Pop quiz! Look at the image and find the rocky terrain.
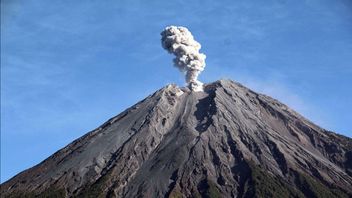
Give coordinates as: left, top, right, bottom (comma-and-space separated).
1, 79, 352, 198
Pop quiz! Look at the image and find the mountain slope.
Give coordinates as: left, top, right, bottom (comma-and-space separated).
1, 79, 352, 198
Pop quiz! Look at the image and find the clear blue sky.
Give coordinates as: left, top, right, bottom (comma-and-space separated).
1, 0, 351, 182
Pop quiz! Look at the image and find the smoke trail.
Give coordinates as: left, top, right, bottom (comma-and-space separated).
161, 26, 206, 92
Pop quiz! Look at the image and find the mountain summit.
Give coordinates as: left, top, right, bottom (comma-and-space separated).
2, 79, 352, 197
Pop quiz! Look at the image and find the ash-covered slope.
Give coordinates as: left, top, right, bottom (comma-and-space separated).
1, 80, 352, 198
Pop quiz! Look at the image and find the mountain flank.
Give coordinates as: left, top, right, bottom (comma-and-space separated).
1, 79, 351, 198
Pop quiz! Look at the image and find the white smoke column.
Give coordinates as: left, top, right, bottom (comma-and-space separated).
161, 26, 206, 92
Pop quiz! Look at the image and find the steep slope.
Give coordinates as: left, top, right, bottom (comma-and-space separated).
1, 79, 351, 198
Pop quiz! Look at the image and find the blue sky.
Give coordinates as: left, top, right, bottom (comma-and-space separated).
1, 0, 351, 182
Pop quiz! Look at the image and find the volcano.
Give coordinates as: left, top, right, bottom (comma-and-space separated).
1, 79, 352, 198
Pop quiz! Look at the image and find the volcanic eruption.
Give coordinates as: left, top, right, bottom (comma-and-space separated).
161, 26, 206, 92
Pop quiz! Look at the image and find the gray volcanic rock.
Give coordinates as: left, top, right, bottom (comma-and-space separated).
1, 79, 352, 198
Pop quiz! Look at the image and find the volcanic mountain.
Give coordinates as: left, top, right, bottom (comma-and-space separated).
1, 79, 352, 198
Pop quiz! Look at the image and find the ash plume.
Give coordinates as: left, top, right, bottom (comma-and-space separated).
161, 26, 206, 92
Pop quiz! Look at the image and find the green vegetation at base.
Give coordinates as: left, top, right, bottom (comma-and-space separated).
74, 171, 112, 198
5, 187, 65, 198
204, 180, 221, 198
168, 189, 183, 198
5, 163, 350, 198
196, 179, 221, 198
247, 161, 305, 198
295, 172, 349, 198
247, 161, 350, 198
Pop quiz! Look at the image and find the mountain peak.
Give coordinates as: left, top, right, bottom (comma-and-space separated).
1, 79, 351, 198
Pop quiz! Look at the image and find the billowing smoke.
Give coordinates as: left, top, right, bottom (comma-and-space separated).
161, 26, 206, 92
